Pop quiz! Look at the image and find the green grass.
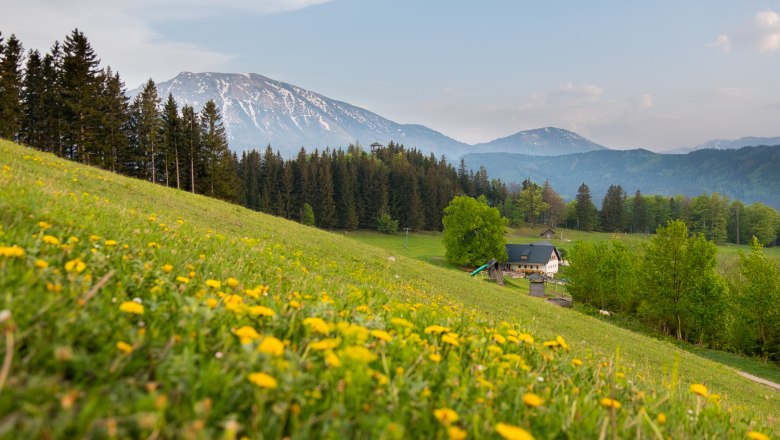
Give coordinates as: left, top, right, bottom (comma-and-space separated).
0, 140, 777, 439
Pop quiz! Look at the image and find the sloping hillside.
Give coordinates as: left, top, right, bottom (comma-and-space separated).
0, 140, 776, 438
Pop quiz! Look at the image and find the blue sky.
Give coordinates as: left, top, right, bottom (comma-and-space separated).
2, 0, 780, 150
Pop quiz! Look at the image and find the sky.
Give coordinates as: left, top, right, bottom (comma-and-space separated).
2, 0, 780, 151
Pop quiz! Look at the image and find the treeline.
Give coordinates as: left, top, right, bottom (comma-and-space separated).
567, 221, 780, 362
549, 182, 779, 246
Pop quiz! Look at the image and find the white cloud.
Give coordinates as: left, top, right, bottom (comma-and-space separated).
707, 34, 731, 53
640, 94, 653, 108
712, 9, 780, 53
0, 0, 332, 88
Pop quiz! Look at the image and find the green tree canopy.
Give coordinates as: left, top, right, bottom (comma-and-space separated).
442, 195, 508, 266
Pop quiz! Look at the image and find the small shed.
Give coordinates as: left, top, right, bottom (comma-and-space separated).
528, 273, 545, 297
540, 228, 556, 239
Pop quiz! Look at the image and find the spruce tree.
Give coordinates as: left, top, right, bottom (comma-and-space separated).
20, 49, 47, 147
600, 184, 626, 232
162, 94, 182, 189
61, 29, 102, 162
0, 34, 24, 140
200, 99, 230, 197
180, 105, 202, 193
41, 42, 65, 155
96, 68, 129, 172
575, 182, 596, 231
132, 79, 162, 182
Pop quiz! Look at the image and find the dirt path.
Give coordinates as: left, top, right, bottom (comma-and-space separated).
738, 371, 780, 391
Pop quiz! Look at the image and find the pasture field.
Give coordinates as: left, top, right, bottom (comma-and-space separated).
0, 140, 777, 439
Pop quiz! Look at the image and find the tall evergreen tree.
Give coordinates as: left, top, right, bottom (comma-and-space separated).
20, 49, 47, 147
180, 104, 202, 193
631, 190, 648, 233
575, 182, 597, 231
40, 42, 65, 155
132, 79, 162, 182
61, 29, 102, 162
96, 68, 129, 172
161, 93, 182, 189
200, 100, 232, 198
0, 34, 24, 140
600, 184, 626, 232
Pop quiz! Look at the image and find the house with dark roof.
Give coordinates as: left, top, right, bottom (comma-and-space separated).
504, 241, 563, 277
540, 228, 556, 239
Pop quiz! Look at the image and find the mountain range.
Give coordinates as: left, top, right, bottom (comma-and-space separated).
131, 72, 605, 158
669, 136, 780, 154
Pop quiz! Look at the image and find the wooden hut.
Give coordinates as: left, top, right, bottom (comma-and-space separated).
528, 273, 545, 297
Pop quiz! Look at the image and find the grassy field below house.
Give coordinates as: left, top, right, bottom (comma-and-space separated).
0, 139, 777, 438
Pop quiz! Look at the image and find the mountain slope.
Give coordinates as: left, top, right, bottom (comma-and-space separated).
142, 72, 469, 157
1, 139, 778, 438
464, 145, 780, 208
474, 127, 608, 155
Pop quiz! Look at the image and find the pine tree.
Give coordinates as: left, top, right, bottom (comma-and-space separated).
600, 184, 626, 232
161, 94, 182, 189
132, 79, 162, 182
200, 100, 230, 197
632, 190, 648, 233
20, 49, 47, 147
40, 42, 65, 155
0, 34, 24, 140
575, 182, 596, 231
96, 68, 129, 172
180, 105, 202, 193
61, 29, 102, 162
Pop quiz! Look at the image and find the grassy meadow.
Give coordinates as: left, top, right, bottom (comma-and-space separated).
0, 139, 778, 439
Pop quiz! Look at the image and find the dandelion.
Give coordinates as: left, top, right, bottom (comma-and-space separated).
249, 306, 275, 317
205, 279, 222, 289
119, 301, 144, 315
288, 300, 301, 309
258, 336, 285, 356
232, 326, 261, 344
370, 329, 392, 342
425, 325, 450, 334
162, 264, 173, 273
689, 383, 709, 397
341, 345, 377, 363
571, 359, 583, 367
600, 397, 622, 409
226, 277, 240, 288
206, 298, 218, 308
656, 413, 666, 425
35, 259, 49, 269
442, 333, 460, 346
429, 353, 442, 363
65, 258, 86, 274
556, 335, 569, 350
89, 235, 100, 241
493, 333, 507, 344
104, 240, 117, 247
747, 432, 769, 440
116, 341, 134, 353
433, 408, 459, 425
495, 423, 534, 440
248, 372, 278, 389
448, 426, 467, 440
518, 333, 534, 345
310, 338, 341, 351
0, 246, 25, 258
42, 235, 60, 245
390, 317, 414, 329
543, 340, 559, 348
325, 351, 341, 367
304, 317, 330, 334
176, 276, 189, 284
523, 393, 544, 407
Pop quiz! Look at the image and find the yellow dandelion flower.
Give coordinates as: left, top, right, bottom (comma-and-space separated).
600, 397, 621, 409
0, 246, 25, 258
448, 426, 467, 440
543, 340, 559, 348
433, 408, 459, 425
518, 333, 534, 345
747, 432, 769, 440
288, 300, 301, 309
162, 264, 173, 273
206, 298, 218, 308
310, 338, 341, 351
495, 423, 534, 440
38, 221, 51, 229
370, 329, 392, 342
232, 326, 261, 344
493, 333, 507, 344
571, 359, 583, 367
707, 393, 721, 403
390, 317, 414, 329
226, 277, 240, 288
89, 235, 101, 241
689, 383, 709, 397
656, 413, 666, 425
340, 345, 377, 363
556, 335, 569, 350
429, 353, 442, 363
424, 325, 450, 334
488, 345, 503, 355
116, 341, 134, 353
325, 351, 341, 367
304, 317, 330, 334
65, 258, 86, 273
104, 240, 117, 247
205, 279, 222, 289
248, 372, 277, 389
523, 393, 544, 407
507, 335, 520, 344
249, 306, 275, 317
35, 259, 49, 269
257, 336, 284, 356
356, 305, 370, 313
119, 301, 144, 315
176, 276, 190, 284
442, 333, 460, 346
43, 235, 60, 245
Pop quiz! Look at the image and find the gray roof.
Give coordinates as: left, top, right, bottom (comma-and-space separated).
505, 243, 562, 265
